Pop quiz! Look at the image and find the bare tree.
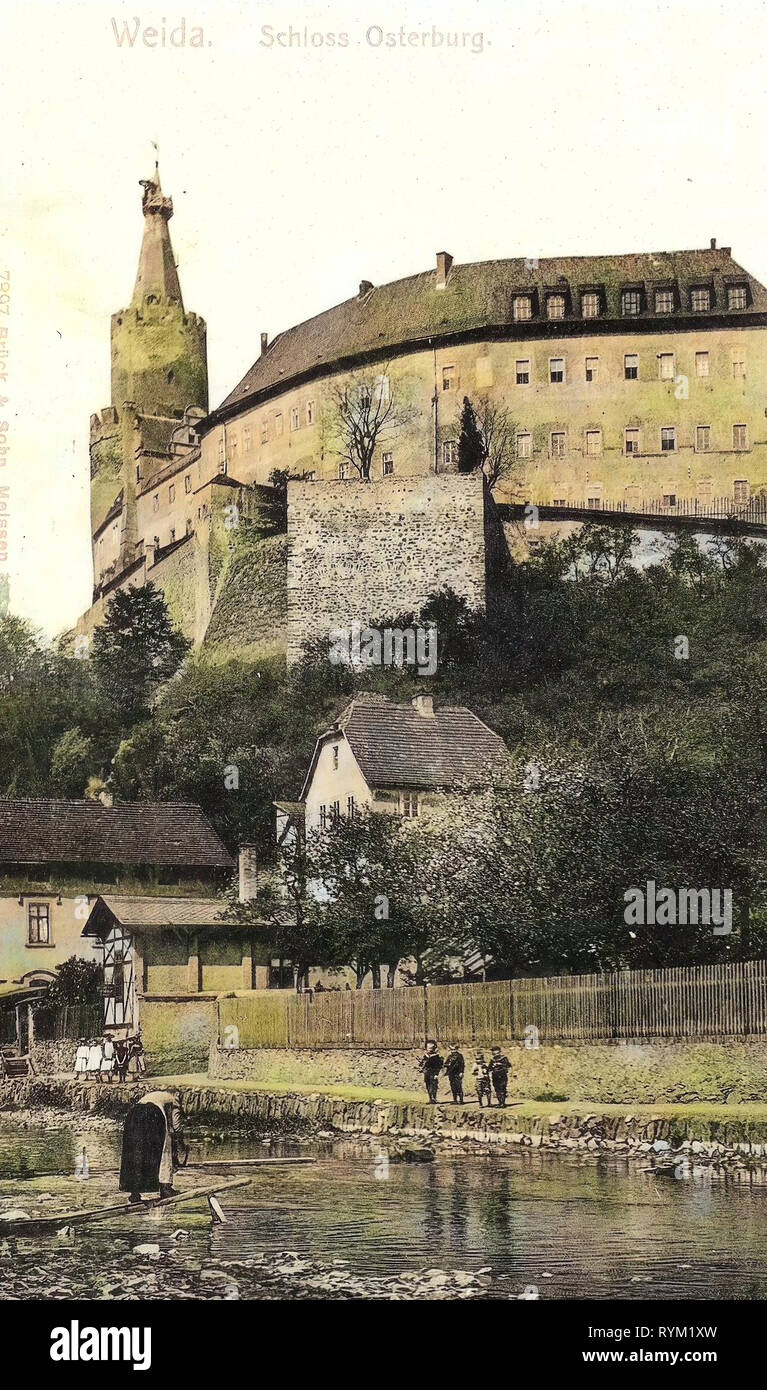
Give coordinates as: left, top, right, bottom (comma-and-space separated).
475, 397, 519, 491
329, 365, 417, 479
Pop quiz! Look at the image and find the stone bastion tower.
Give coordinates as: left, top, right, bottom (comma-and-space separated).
88, 165, 208, 599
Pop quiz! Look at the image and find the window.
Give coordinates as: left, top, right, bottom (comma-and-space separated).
169, 528, 175, 543
581, 291, 600, 318
733, 357, 746, 379
261, 418, 269, 444
552, 496, 567, 506
168, 484, 175, 503
696, 425, 711, 452
625, 428, 640, 455
382, 452, 394, 476
228, 434, 238, 461
512, 294, 533, 321
152, 494, 159, 512
516, 431, 532, 459
551, 431, 566, 458
338, 463, 349, 480
663, 493, 678, 507
691, 287, 711, 312
442, 439, 459, 468
624, 353, 639, 380
331, 800, 341, 824
658, 352, 675, 381
243, 426, 251, 452
585, 430, 602, 457
547, 293, 566, 320
655, 288, 675, 314
402, 792, 420, 818
184, 475, 192, 494
587, 494, 602, 510
728, 285, 748, 310
734, 479, 750, 503
442, 365, 456, 392
136, 465, 142, 483
332, 745, 339, 771
695, 351, 710, 378
275, 413, 283, 436
661, 426, 676, 452
733, 423, 748, 450
218, 437, 225, 463
585, 356, 598, 383
516, 358, 530, 385
347, 796, 356, 819
622, 289, 642, 316
697, 479, 714, 503
290, 407, 300, 431
28, 902, 51, 945
549, 357, 565, 384
319, 805, 327, 829
305, 471, 316, 482
307, 400, 315, 425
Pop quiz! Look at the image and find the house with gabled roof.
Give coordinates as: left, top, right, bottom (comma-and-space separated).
283, 691, 510, 840
0, 796, 235, 1057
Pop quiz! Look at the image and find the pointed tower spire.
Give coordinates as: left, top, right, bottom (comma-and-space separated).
131, 162, 184, 308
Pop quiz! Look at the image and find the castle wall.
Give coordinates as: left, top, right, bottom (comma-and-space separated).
286, 473, 488, 663
200, 323, 767, 510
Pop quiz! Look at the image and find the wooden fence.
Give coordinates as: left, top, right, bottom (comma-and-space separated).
32, 1004, 103, 1042
217, 958, 767, 1049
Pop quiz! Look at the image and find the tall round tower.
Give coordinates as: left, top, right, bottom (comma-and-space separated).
110, 165, 208, 416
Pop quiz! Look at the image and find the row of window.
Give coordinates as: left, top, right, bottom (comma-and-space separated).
511, 284, 749, 322
151, 474, 193, 510
318, 792, 419, 825
513, 349, 745, 386
452, 421, 750, 465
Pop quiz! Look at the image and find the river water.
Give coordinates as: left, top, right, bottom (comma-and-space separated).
1, 1116, 766, 1300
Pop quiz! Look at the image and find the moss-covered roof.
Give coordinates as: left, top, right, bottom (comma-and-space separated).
208, 247, 767, 424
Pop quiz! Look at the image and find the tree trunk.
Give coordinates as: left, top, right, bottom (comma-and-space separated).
371, 962, 381, 990
386, 963, 397, 988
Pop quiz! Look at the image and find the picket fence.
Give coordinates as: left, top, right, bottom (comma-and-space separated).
217, 958, 767, 1049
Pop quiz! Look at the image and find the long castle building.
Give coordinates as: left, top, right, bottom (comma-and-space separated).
81, 170, 767, 646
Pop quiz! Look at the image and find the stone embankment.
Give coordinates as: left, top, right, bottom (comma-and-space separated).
5, 1076, 767, 1169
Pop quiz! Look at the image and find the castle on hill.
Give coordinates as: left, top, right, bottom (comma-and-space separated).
78, 167, 767, 653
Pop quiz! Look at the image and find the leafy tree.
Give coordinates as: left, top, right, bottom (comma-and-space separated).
50, 728, 94, 798
38, 956, 102, 1007
90, 583, 189, 727
457, 397, 484, 473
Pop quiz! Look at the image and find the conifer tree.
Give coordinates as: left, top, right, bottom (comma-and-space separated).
457, 396, 484, 473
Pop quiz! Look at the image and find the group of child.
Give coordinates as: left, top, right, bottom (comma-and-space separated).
73, 1032, 145, 1084
418, 1041, 513, 1107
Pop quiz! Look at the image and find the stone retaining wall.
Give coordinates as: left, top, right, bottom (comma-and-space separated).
209, 1037, 767, 1106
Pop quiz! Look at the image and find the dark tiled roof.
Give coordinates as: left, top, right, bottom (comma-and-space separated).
317, 693, 509, 791
210, 247, 766, 420
0, 800, 234, 869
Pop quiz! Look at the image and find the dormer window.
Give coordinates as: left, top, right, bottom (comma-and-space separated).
512, 294, 533, 321
581, 291, 600, 318
728, 285, 748, 310
654, 288, 675, 314
691, 287, 711, 312
621, 289, 642, 317
546, 293, 566, 320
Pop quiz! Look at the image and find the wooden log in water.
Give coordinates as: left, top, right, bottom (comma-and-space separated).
0, 1176, 250, 1234
186, 1157, 317, 1169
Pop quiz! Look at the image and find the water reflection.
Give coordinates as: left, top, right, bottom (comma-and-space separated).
2, 1118, 767, 1299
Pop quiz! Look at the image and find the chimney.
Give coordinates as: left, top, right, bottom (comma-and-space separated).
412, 692, 435, 718
435, 251, 453, 290
238, 844, 259, 902
710, 238, 717, 250
260, 332, 269, 355
359, 279, 374, 297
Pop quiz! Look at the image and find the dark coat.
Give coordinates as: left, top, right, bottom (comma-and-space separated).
119, 1100, 167, 1193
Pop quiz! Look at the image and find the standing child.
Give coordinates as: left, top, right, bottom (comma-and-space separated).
472, 1053, 492, 1107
